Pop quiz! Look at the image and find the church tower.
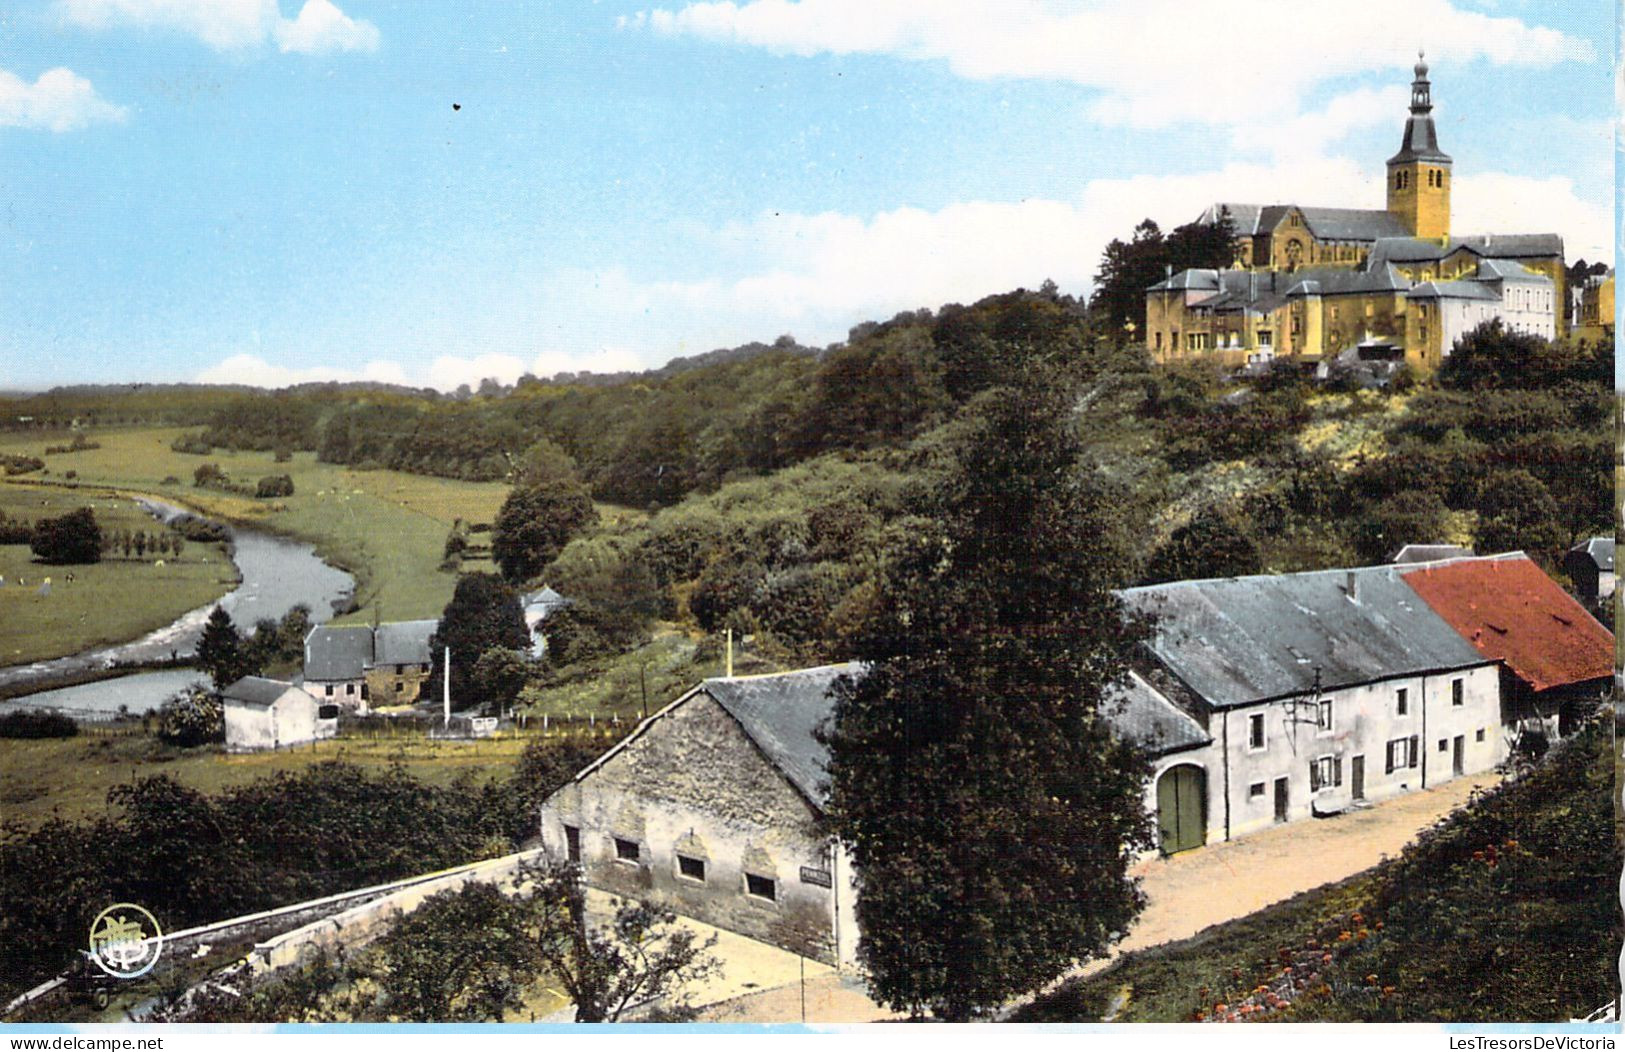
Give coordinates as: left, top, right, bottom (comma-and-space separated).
1386, 52, 1451, 241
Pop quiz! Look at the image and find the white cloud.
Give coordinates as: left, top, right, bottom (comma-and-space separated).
636, 0, 1590, 128
524, 154, 1609, 363
59, 0, 378, 53
274, 0, 380, 54
195, 353, 410, 387
0, 67, 127, 131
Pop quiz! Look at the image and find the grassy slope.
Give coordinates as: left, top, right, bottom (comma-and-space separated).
1016, 720, 1618, 1023
0, 486, 238, 666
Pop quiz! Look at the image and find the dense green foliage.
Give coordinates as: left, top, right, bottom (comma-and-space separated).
823, 374, 1155, 1020
491, 476, 598, 584
0, 710, 79, 739
156, 683, 224, 747
1015, 717, 1616, 1023
1091, 213, 1237, 336
29, 507, 102, 565
196, 606, 258, 691
0, 760, 524, 998
429, 573, 531, 711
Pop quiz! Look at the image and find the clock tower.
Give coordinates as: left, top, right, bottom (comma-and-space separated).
1386, 52, 1452, 241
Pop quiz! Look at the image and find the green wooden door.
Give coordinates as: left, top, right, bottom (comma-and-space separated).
1157, 765, 1206, 854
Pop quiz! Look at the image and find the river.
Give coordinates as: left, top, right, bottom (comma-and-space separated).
0, 497, 354, 719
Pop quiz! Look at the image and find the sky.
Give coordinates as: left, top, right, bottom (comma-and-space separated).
0, 0, 1615, 391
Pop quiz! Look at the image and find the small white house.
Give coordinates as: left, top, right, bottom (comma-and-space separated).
223, 676, 337, 753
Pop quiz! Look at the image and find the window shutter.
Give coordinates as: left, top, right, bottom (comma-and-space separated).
1409, 734, 1420, 768
1334, 757, 1343, 787
1386, 742, 1395, 774
1309, 762, 1320, 792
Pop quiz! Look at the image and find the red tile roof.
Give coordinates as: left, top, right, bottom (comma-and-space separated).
1400, 554, 1614, 693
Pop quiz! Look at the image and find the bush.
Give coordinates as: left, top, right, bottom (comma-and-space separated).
0, 711, 79, 739
155, 685, 223, 747
2, 455, 44, 476
30, 507, 102, 565
255, 474, 295, 499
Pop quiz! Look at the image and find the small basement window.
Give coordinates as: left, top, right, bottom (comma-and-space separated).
614, 837, 639, 862
1476, 728, 1486, 742
677, 855, 706, 882
1248, 782, 1266, 799
1438, 739, 1448, 753
745, 873, 777, 902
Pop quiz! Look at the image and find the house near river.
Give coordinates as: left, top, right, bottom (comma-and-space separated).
535, 551, 1610, 967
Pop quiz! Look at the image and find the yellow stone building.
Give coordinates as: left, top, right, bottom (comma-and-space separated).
1572, 270, 1614, 344
1147, 55, 1566, 373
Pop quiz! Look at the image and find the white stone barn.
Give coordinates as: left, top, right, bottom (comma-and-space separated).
1118, 563, 1508, 853
539, 664, 863, 969
223, 676, 337, 753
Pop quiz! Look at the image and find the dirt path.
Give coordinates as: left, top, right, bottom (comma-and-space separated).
702, 772, 1500, 1023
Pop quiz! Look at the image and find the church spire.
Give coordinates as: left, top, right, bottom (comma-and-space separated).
1389, 49, 1450, 165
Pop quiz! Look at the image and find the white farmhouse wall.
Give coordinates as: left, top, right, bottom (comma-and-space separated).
225, 687, 336, 753
1141, 662, 1503, 852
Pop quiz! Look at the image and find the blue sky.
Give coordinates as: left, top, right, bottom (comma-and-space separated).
0, 0, 1614, 390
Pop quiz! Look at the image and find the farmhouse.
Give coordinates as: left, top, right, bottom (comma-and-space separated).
1118, 563, 1505, 851
538, 664, 863, 969
222, 676, 336, 753
1401, 553, 1613, 739
1561, 536, 1615, 604
302, 619, 438, 712
537, 555, 1611, 966
302, 625, 373, 711
520, 586, 571, 658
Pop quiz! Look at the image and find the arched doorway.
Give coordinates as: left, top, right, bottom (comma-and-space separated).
1156, 764, 1207, 855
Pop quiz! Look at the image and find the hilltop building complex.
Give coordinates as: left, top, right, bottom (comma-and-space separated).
1146, 56, 1565, 372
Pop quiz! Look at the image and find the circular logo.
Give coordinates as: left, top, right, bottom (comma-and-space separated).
87, 904, 164, 979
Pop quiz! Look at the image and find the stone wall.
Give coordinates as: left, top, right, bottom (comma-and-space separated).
541, 692, 846, 966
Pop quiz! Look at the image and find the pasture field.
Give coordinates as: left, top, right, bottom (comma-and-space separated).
0, 486, 238, 666
0, 427, 612, 630
0, 721, 626, 830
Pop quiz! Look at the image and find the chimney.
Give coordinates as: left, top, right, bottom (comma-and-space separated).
1346, 570, 1360, 603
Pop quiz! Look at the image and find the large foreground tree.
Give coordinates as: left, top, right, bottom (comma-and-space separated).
822, 371, 1155, 1020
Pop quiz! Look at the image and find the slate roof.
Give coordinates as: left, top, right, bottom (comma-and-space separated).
1570, 537, 1615, 572
1453, 234, 1565, 259
304, 625, 373, 681
1407, 280, 1500, 301
1297, 207, 1410, 242
1368, 235, 1565, 269
1118, 565, 1490, 709
702, 663, 862, 810
522, 586, 571, 619
222, 676, 300, 708
1474, 258, 1549, 284
1102, 672, 1210, 757
1400, 554, 1614, 693
1390, 544, 1473, 565
1197, 203, 1409, 242
374, 619, 437, 666
1285, 264, 1409, 297
1389, 112, 1451, 165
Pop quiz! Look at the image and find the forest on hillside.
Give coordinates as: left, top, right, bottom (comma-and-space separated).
4, 282, 1612, 673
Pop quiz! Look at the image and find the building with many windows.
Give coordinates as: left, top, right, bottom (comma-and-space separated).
1145, 56, 1565, 372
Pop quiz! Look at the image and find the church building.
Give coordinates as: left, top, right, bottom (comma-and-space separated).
1146, 55, 1565, 372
